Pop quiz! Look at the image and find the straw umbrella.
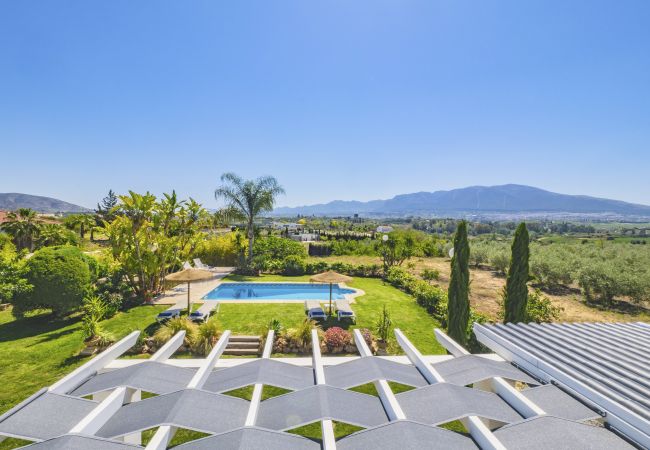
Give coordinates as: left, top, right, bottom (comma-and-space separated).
165, 268, 214, 314
310, 270, 353, 317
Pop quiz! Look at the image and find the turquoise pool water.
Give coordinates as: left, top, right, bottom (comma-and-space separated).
203, 283, 355, 301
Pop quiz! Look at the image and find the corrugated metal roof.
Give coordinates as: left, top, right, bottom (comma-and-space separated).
475, 321, 650, 447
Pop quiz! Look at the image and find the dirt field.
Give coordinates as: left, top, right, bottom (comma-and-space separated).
310, 255, 650, 323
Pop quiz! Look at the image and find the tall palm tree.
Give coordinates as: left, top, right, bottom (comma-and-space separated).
215, 173, 284, 264
1, 208, 40, 251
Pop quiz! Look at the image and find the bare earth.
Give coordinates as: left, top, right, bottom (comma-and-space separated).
312, 255, 650, 323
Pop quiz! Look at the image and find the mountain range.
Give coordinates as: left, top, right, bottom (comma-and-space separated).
0, 193, 90, 213
272, 185, 650, 218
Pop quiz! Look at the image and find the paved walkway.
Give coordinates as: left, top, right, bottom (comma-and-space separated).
153, 267, 235, 308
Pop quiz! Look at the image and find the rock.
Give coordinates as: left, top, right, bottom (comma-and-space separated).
80, 346, 98, 356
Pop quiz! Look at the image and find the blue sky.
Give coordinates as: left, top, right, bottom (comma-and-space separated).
1, 1, 649, 209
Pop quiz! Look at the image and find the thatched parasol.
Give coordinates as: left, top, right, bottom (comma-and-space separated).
165, 268, 214, 314
310, 271, 353, 316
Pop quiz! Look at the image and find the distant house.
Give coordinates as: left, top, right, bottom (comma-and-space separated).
289, 233, 319, 242
376, 225, 394, 233
273, 222, 301, 232
0, 211, 8, 224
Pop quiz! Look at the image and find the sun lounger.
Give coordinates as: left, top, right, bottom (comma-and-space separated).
156, 307, 182, 323
190, 302, 218, 322
304, 300, 326, 320
182, 261, 193, 270
193, 258, 218, 271
335, 300, 356, 323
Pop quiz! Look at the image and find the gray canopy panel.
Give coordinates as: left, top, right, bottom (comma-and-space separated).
0, 391, 97, 441
522, 385, 600, 422
24, 434, 141, 449
324, 357, 427, 389
203, 359, 315, 392
337, 420, 478, 450
71, 361, 196, 397
256, 385, 389, 430
494, 416, 635, 449
431, 355, 538, 386
97, 388, 248, 438
397, 383, 522, 426
173, 427, 321, 450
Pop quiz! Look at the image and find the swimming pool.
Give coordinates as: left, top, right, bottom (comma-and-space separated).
202, 282, 356, 301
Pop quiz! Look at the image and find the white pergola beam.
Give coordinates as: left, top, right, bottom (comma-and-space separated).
150, 331, 186, 362
396, 328, 506, 448
144, 425, 175, 450
49, 331, 140, 394
353, 329, 405, 421
147, 330, 231, 448
245, 330, 274, 426
311, 329, 336, 449
465, 416, 507, 450
435, 328, 545, 418
187, 330, 231, 389
69, 387, 127, 435
311, 329, 326, 386
434, 328, 470, 356
394, 329, 444, 383
491, 376, 545, 418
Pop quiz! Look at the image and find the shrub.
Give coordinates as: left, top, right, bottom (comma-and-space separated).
305, 260, 330, 275
100, 292, 124, 319
13, 246, 91, 317
154, 317, 198, 347
252, 236, 307, 272
285, 319, 319, 350
421, 268, 440, 282
194, 233, 241, 267
526, 289, 563, 323
191, 319, 221, 356
0, 240, 30, 304
359, 328, 373, 347
375, 304, 392, 342
268, 318, 282, 334
324, 327, 352, 348
282, 255, 307, 276
489, 248, 510, 274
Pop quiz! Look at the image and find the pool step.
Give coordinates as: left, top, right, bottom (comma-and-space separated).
224, 335, 261, 356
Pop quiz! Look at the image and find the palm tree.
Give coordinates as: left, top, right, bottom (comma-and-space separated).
37, 223, 71, 247
1, 208, 40, 251
215, 173, 284, 265
65, 214, 96, 240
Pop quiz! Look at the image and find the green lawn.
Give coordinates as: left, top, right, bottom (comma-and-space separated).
0, 305, 166, 415
0, 274, 444, 448
221, 274, 445, 354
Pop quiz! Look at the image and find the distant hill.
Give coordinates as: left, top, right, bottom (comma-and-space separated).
272, 185, 650, 218
0, 193, 90, 213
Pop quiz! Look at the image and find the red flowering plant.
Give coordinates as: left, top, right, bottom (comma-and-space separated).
324, 327, 352, 349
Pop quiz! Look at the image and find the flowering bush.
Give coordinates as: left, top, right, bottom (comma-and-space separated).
359, 328, 373, 347
324, 327, 351, 348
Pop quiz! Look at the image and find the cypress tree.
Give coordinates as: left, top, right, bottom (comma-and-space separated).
447, 221, 470, 346
504, 222, 530, 323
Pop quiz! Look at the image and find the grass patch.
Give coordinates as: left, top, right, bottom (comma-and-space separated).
0, 304, 166, 414
0, 438, 34, 450
221, 274, 445, 354
222, 384, 292, 401
286, 421, 364, 442
438, 419, 469, 436
141, 427, 211, 447
349, 381, 415, 396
